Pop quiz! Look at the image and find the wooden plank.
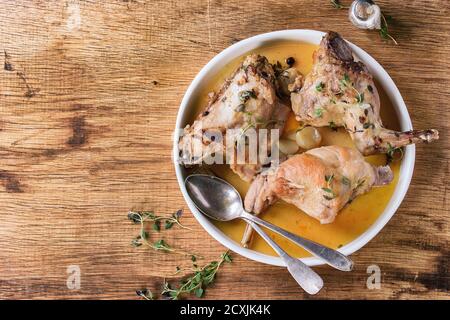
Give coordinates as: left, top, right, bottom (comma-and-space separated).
0, 0, 448, 299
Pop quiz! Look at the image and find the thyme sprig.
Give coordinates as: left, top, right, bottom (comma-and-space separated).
340, 74, 365, 105
128, 209, 190, 231
136, 289, 154, 300
323, 174, 336, 200
160, 251, 233, 300
380, 14, 398, 45
330, 0, 348, 9
386, 143, 404, 164
128, 210, 196, 257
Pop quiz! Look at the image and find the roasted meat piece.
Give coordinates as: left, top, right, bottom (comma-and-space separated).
242, 146, 393, 245
178, 54, 290, 181
290, 31, 439, 155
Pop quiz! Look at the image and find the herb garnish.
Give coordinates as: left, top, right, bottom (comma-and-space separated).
341, 176, 351, 186
356, 92, 364, 104
128, 209, 189, 231
329, 121, 338, 131
330, 0, 347, 9
355, 179, 365, 189
340, 74, 350, 88
322, 187, 336, 200
131, 211, 232, 300
161, 251, 232, 300
323, 175, 336, 200
325, 174, 334, 185
339, 74, 366, 105
128, 210, 195, 257
238, 90, 256, 102
315, 82, 325, 92
136, 289, 154, 300
314, 107, 324, 118
380, 14, 398, 45
386, 143, 403, 164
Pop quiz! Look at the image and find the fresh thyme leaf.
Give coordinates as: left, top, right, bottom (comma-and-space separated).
238, 90, 256, 102
386, 143, 403, 164
195, 288, 204, 298
322, 187, 334, 194
136, 289, 154, 300
322, 187, 336, 200
164, 220, 174, 230
363, 122, 374, 129
153, 239, 171, 252
131, 237, 142, 247
315, 82, 325, 92
355, 179, 365, 189
314, 108, 324, 118
341, 176, 351, 186
128, 211, 144, 223
141, 230, 149, 240
329, 121, 338, 131
330, 0, 347, 9
325, 174, 334, 185
339, 74, 350, 90
379, 25, 389, 39
343, 73, 350, 84
221, 251, 233, 263
152, 221, 161, 232
191, 255, 197, 262
356, 92, 364, 104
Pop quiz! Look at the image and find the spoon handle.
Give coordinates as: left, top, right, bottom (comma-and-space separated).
248, 221, 323, 295
241, 211, 353, 271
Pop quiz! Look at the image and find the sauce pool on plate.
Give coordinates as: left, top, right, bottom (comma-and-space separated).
188, 41, 401, 258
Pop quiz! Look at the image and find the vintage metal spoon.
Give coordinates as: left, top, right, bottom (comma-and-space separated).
244, 220, 323, 294
185, 174, 353, 272
185, 174, 323, 294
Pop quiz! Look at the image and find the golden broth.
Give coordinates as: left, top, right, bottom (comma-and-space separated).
188, 41, 401, 258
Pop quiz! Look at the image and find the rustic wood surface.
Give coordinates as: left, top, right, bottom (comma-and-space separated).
0, 0, 448, 300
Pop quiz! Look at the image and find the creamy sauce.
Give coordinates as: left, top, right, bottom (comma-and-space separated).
188, 41, 401, 258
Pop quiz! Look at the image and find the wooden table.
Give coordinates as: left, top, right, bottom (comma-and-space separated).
0, 0, 448, 300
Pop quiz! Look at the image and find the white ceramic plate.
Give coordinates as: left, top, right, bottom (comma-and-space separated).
173, 29, 415, 267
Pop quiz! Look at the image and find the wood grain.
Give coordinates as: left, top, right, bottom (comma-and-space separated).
0, 0, 448, 299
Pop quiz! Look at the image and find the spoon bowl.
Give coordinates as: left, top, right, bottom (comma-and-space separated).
185, 174, 243, 222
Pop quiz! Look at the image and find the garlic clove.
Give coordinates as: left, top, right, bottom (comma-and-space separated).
349, 0, 381, 30
278, 139, 299, 155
